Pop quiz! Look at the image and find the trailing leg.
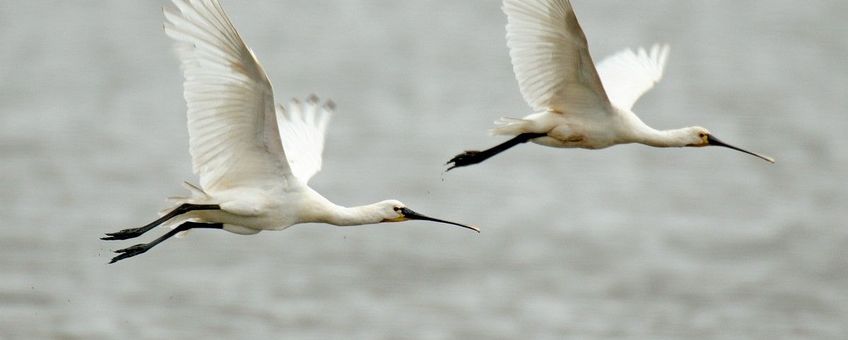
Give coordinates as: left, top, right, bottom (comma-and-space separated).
446, 132, 547, 171
108, 221, 223, 263
101, 203, 219, 240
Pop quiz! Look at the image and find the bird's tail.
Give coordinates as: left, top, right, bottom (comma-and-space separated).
160, 181, 211, 237
489, 117, 531, 136
162, 181, 210, 214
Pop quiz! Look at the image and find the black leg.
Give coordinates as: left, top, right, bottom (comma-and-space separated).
109, 221, 224, 264
446, 132, 547, 171
101, 203, 220, 240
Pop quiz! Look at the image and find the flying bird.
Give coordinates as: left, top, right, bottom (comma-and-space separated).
102, 0, 477, 264
446, 0, 774, 171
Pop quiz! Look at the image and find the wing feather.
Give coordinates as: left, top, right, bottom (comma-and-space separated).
596, 44, 670, 111
503, 0, 611, 114
276, 96, 333, 183
164, 0, 291, 193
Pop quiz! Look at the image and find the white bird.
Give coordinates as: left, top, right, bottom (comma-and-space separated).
102, 0, 477, 264
446, 0, 774, 171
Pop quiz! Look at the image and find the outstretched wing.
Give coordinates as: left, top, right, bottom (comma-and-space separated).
596, 44, 670, 111
276, 95, 334, 183
164, 0, 291, 192
503, 0, 611, 114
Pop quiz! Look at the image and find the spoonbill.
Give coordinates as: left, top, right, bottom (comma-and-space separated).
446, 0, 774, 171
102, 0, 477, 264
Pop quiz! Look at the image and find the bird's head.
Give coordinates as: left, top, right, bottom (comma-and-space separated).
377, 200, 479, 233
683, 126, 774, 163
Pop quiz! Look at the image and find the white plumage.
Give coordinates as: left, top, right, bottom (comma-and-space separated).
103, 0, 477, 264
164, 0, 284, 192
447, 0, 773, 170
596, 44, 670, 111
276, 96, 333, 183
503, 0, 610, 114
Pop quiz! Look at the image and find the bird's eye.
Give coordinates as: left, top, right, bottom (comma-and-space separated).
393, 207, 401, 212
699, 133, 706, 138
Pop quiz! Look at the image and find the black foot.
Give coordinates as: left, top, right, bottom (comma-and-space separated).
109, 244, 150, 264
101, 227, 147, 240
446, 150, 484, 171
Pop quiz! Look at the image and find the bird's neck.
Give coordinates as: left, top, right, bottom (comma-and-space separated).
636, 128, 691, 147
621, 114, 690, 148
305, 195, 385, 226
329, 205, 386, 226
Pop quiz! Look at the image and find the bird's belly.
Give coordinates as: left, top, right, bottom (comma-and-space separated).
194, 209, 296, 234
531, 119, 617, 149
532, 134, 614, 149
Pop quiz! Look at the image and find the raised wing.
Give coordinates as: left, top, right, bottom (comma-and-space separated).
164, 0, 291, 192
596, 44, 670, 111
276, 95, 334, 183
503, 0, 611, 114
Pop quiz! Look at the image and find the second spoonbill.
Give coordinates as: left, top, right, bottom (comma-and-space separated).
446, 0, 774, 171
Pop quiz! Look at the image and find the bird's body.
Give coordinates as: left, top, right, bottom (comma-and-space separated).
179, 184, 399, 234
497, 110, 619, 150
103, 0, 476, 263
499, 107, 703, 150
446, 0, 773, 170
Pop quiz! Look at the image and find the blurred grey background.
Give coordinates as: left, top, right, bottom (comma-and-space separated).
1, 0, 847, 338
